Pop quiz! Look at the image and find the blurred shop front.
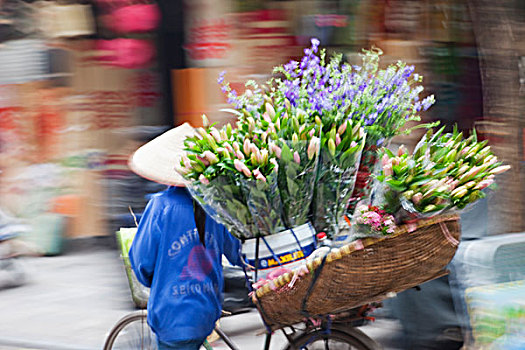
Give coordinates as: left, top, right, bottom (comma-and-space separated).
0, 0, 524, 250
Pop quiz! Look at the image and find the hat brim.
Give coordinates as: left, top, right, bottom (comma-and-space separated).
128, 123, 196, 186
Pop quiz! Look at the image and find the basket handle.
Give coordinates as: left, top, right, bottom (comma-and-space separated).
439, 221, 459, 247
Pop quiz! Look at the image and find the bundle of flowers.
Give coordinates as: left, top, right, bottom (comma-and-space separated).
264, 39, 436, 217
188, 40, 367, 238
352, 204, 397, 237
177, 98, 322, 238
374, 127, 511, 222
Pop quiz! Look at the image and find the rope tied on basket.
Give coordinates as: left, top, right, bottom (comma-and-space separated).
439, 221, 459, 247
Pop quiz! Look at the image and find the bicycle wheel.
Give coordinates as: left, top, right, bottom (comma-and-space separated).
103, 310, 157, 350
284, 328, 382, 350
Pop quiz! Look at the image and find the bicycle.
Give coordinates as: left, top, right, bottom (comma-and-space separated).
106, 228, 383, 349
103, 305, 382, 350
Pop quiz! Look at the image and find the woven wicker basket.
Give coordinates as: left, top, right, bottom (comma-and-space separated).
253, 214, 460, 328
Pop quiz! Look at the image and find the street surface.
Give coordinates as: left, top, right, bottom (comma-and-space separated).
0, 245, 403, 350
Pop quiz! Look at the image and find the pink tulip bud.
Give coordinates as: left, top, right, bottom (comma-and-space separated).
451, 186, 468, 198
197, 127, 207, 138
220, 129, 228, 141
243, 139, 251, 155
335, 133, 341, 146
197, 156, 209, 166
250, 144, 259, 155
224, 144, 234, 154
201, 114, 209, 127
412, 193, 423, 205
337, 122, 347, 135
261, 132, 268, 143
397, 145, 406, 156
199, 174, 209, 185
307, 137, 320, 160
255, 173, 267, 182
256, 150, 264, 164
234, 159, 244, 173
236, 151, 245, 160
490, 165, 511, 175
381, 154, 389, 167
175, 163, 190, 175
299, 125, 306, 135
253, 168, 262, 178
293, 151, 301, 164
275, 117, 281, 130
265, 103, 276, 119
247, 117, 256, 133
182, 155, 191, 169
474, 179, 494, 190
391, 157, 399, 166
350, 141, 358, 148
233, 142, 240, 152
210, 128, 221, 142
464, 181, 476, 189
383, 163, 393, 176
457, 164, 470, 176
203, 151, 218, 164
484, 155, 497, 167
309, 129, 315, 137
242, 165, 252, 177
262, 112, 272, 123
463, 166, 481, 180
328, 139, 336, 156
260, 149, 269, 164
273, 145, 282, 159
250, 153, 258, 165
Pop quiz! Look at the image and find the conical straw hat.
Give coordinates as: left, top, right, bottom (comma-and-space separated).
128, 123, 196, 186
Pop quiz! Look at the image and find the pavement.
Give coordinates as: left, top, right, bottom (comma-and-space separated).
0, 241, 404, 350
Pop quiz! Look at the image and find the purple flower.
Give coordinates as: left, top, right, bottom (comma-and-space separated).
217, 70, 226, 84
310, 38, 320, 52
402, 65, 415, 79
284, 60, 299, 75
421, 95, 435, 111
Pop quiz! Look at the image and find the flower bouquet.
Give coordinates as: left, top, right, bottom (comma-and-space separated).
352, 204, 397, 237
373, 126, 511, 223
342, 49, 438, 215
269, 39, 368, 236
266, 39, 437, 224
177, 92, 323, 238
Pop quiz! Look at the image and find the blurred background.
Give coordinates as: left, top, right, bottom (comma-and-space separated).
0, 0, 524, 349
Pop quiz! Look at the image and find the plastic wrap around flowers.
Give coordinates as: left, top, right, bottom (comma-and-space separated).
373, 127, 511, 223
177, 100, 365, 239
177, 101, 324, 238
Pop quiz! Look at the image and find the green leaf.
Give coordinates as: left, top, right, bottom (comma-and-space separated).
386, 179, 407, 192
280, 143, 294, 163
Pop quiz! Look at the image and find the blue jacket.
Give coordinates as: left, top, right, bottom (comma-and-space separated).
129, 187, 242, 343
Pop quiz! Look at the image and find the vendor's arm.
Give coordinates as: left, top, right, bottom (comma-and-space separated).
221, 226, 242, 267
129, 198, 163, 288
